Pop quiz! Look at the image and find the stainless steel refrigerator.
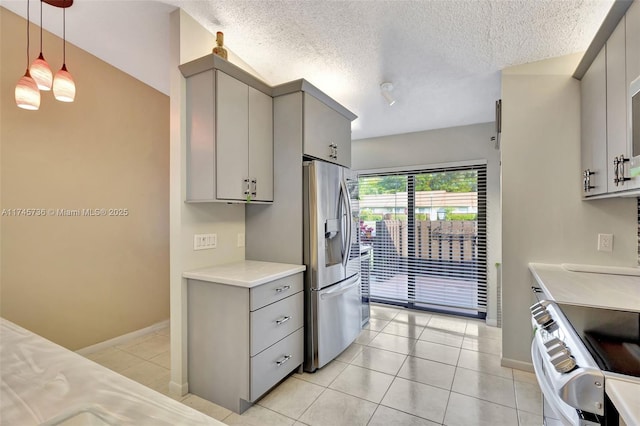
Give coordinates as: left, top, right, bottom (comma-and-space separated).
303, 160, 361, 372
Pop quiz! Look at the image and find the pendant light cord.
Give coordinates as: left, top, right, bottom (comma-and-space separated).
26, 0, 30, 67
62, 7, 66, 65
39, 0, 43, 52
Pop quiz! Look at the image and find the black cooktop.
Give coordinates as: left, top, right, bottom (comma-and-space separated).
584, 331, 640, 377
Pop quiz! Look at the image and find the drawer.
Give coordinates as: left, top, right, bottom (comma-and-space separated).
250, 292, 303, 356
250, 327, 303, 401
250, 273, 303, 311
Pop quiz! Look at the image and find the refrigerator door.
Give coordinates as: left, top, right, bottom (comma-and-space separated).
304, 161, 352, 290
344, 175, 360, 279
310, 273, 362, 370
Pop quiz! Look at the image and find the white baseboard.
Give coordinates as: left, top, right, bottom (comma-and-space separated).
485, 318, 498, 327
169, 380, 189, 398
501, 357, 534, 373
75, 319, 170, 356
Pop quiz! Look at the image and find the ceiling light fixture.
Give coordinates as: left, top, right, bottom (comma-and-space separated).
15, 0, 74, 110
30, 0, 53, 91
15, 0, 41, 110
380, 82, 396, 106
53, 3, 75, 102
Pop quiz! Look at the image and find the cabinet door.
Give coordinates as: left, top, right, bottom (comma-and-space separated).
625, 0, 640, 190
303, 94, 351, 167
248, 87, 273, 202
216, 70, 249, 201
627, 0, 640, 90
607, 17, 627, 193
185, 70, 216, 201
581, 47, 608, 196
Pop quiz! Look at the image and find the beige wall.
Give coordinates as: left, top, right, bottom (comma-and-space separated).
501, 54, 637, 368
0, 8, 170, 350
352, 122, 502, 325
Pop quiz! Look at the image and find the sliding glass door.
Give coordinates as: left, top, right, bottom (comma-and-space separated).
359, 164, 487, 318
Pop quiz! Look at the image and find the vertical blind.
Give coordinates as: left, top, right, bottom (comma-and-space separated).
359, 164, 487, 317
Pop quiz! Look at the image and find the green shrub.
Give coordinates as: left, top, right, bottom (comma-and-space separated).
359, 212, 383, 221
447, 213, 476, 221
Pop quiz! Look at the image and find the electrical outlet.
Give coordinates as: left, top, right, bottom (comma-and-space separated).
194, 233, 217, 250
237, 233, 245, 248
597, 233, 613, 252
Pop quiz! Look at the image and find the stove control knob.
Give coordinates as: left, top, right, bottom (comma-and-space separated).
544, 338, 562, 349
533, 310, 552, 325
551, 354, 577, 373
530, 302, 547, 315
547, 342, 569, 357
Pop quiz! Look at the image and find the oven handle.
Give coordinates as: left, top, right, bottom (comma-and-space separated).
531, 338, 580, 426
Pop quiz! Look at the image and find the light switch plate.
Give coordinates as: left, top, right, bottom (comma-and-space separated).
597, 233, 613, 252
194, 233, 217, 250
237, 233, 245, 248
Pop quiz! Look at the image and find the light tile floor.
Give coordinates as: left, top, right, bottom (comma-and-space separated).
84, 304, 543, 426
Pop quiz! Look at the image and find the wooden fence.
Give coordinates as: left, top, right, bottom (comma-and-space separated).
376, 220, 477, 260
372, 219, 479, 278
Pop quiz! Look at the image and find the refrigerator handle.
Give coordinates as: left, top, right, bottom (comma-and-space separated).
340, 178, 353, 269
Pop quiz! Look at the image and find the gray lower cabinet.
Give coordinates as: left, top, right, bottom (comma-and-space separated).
187, 273, 303, 413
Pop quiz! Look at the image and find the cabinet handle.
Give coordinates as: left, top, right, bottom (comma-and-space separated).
583, 169, 595, 192
275, 316, 291, 325
614, 155, 631, 186
243, 178, 251, 195
329, 143, 337, 159
275, 285, 291, 293
275, 354, 292, 367
251, 178, 257, 197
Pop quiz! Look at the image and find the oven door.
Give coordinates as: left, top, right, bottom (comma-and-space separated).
532, 339, 602, 426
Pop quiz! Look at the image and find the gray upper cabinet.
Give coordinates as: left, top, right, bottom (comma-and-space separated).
581, 47, 608, 196
216, 71, 274, 202
606, 17, 627, 193
580, 1, 640, 197
248, 87, 274, 201
303, 93, 352, 168
624, 0, 640, 191
180, 55, 273, 203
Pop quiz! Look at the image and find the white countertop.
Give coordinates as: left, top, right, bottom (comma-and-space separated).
528, 263, 640, 312
605, 375, 640, 426
183, 260, 305, 288
0, 318, 225, 426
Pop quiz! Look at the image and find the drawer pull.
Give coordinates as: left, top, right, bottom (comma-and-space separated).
275, 354, 292, 367
275, 316, 291, 325
275, 285, 291, 293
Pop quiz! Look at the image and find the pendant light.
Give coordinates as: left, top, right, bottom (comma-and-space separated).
30, 0, 53, 90
15, 0, 41, 110
53, 5, 75, 102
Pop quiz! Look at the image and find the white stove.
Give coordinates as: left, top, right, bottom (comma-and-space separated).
530, 300, 606, 425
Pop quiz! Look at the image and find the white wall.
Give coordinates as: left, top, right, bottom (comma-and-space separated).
169, 10, 259, 396
352, 122, 502, 324
500, 53, 637, 369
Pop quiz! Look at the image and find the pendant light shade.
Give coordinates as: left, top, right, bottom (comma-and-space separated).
31, 53, 53, 90
15, 0, 40, 110
53, 6, 74, 102
30, 1, 52, 90
53, 64, 75, 102
15, 69, 41, 110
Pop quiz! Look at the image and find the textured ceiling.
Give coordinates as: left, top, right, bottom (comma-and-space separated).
3, 0, 614, 140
